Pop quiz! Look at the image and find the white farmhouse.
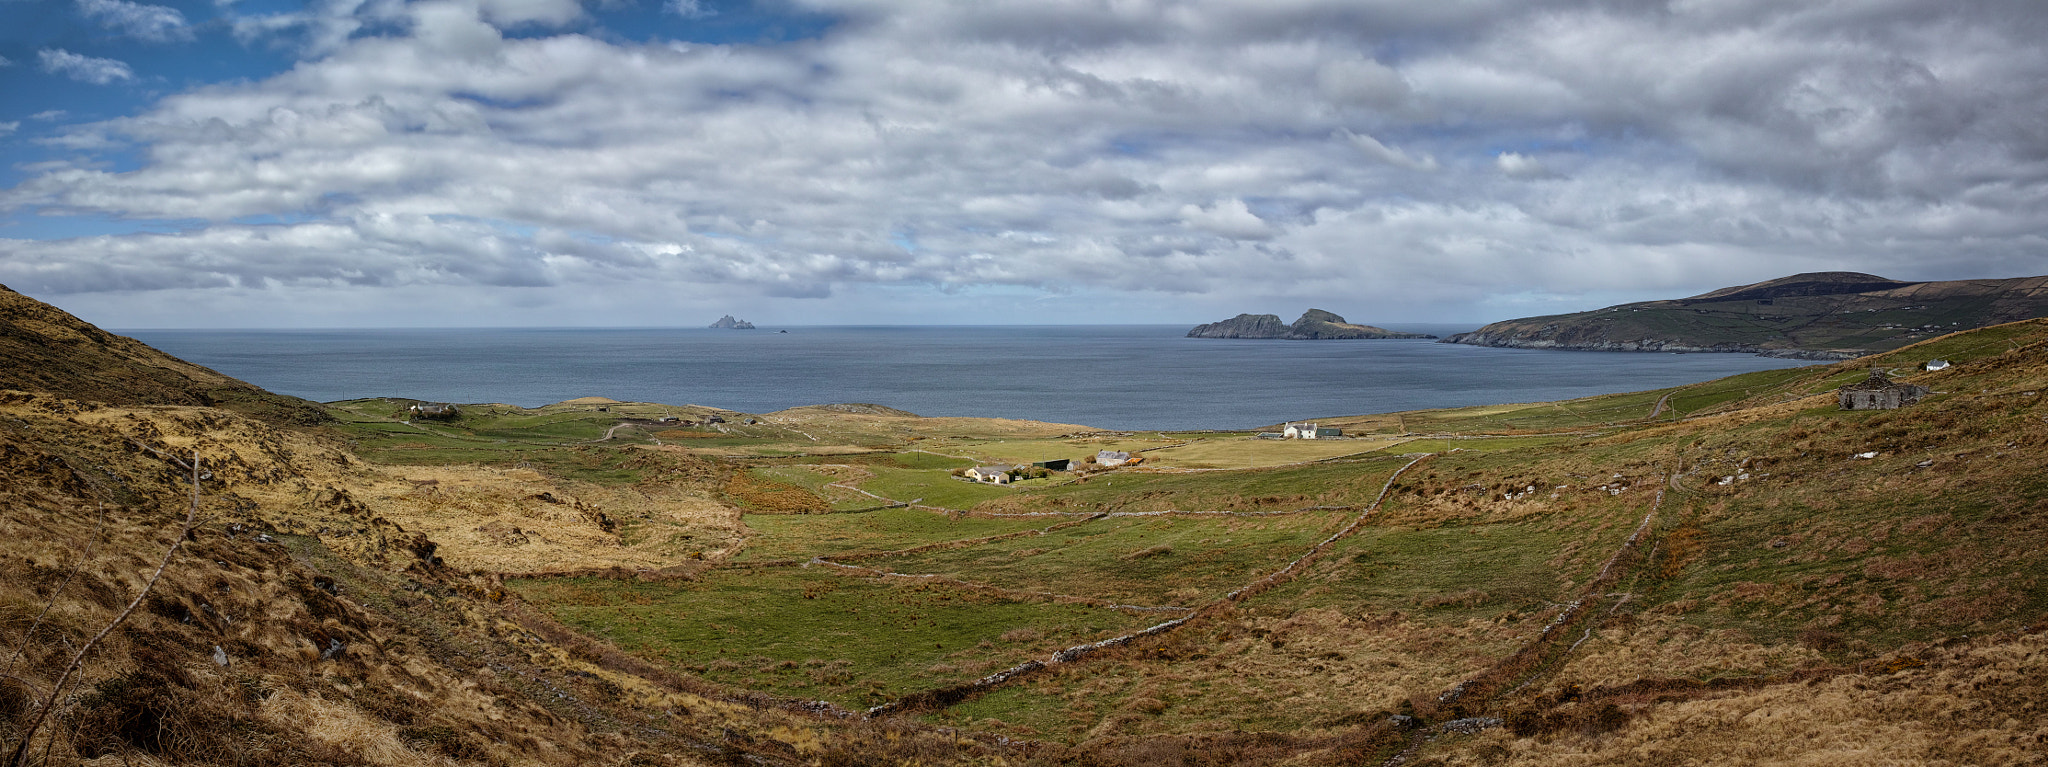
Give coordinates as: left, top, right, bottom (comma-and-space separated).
966, 465, 1014, 484
1283, 422, 1343, 439
1096, 450, 1132, 468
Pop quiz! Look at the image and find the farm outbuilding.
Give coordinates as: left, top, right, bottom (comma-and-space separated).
966, 465, 1014, 484
1282, 422, 1340, 439
410, 402, 459, 420
1837, 369, 1930, 410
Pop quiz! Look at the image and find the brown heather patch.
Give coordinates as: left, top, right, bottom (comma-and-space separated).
1547, 614, 1826, 690
722, 469, 831, 514
0, 396, 1058, 766
362, 464, 743, 573
1432, 629, 2048, 767
939, 604, 1510, 743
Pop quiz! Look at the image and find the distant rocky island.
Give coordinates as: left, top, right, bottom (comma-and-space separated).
709, 315, 756, 329
1441, 272, 2048, 359
1187, 309, 1435, 340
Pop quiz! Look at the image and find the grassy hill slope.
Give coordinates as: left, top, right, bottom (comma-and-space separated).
1443, 271, 2048, 358
0, 284, 329, 424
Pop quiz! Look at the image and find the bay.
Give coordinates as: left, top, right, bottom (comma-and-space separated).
125, 325, 1814, 431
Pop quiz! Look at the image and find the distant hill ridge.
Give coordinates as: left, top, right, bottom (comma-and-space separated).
0, 284, 329, 423
1189, 309, 1436, 340
1442, 272, 2048, 358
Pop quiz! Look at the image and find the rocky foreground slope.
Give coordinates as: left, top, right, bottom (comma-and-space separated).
0, 285, 330, 424
1443, 271, 2048, 358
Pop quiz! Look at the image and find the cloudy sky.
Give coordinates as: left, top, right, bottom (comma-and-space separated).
1, 0, 2045, 328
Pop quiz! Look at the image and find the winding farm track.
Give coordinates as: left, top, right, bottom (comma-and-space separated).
1648, 391, 1676, 419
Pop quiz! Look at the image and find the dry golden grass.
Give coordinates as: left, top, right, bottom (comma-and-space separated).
357, 464, 744, 573
1140, 436, 1412, 469
1548, 614, 1826, 690
941, 605, 1523, 741
0, 391, 1019, 767
1434, 630, 2048, 767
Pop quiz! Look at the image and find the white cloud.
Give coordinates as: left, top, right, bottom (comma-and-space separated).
667, 0, 713, 18
36, 49, 134, 85
1339, 129, 1438, 171
1316, 57, 1410, 109
1496, 151, 1552, 178
7, 0, 2048, 326
0, 122, 18, 137
76, 0, 192, 42
1180, 199, 1275, 241
476, 0, 583, 27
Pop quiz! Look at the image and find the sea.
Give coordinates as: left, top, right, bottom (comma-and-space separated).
125, 325, 1816, 432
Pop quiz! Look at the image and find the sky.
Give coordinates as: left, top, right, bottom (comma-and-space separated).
2, 0, 2046, 329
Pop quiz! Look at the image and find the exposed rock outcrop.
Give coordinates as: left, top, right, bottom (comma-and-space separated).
1188, 309, 1435, 340
709, 314, 757, 329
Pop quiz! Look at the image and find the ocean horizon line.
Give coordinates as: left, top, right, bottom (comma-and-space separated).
113, 321, 1489, 333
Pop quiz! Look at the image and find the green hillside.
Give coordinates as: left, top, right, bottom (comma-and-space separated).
1444, 271, 2048, 358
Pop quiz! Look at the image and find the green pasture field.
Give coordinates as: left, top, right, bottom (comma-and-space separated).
855, 466, 1022, 509
861, 511, 1353, 606
1388, 435, 1578, 456
1651, 366, 1822, 417
734, 507, 1063, 562
1138, 436, 1407, 469
787, 451, 977, 471
993, 455, 1411, 514
1393, 367, 1823, 435
1623, 398, 2048, 654
935, 437, 1182, 465
1866, 319, 2048, 368
1252, 498, 1644, 625
510, 568, 1153, 708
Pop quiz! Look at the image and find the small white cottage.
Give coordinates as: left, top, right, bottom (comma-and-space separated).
1282, 422, 1339, 439
966, 465, 1014, 484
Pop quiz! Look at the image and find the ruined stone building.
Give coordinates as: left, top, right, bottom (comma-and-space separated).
1837, 369, 1930, 410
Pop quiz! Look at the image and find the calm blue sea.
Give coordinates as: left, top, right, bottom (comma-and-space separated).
124, 325, 1815, 431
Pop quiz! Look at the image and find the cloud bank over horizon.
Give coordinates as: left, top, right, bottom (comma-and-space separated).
2, 0, 2046, 327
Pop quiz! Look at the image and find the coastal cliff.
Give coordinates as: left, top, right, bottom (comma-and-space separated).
1442, 272, 2048, 357
1188, 309, 1435, 340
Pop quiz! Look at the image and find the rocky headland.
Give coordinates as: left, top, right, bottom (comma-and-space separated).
1188, 309, 1435, 340
709, 314, 756, 329
1442, 272, 2048, 358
